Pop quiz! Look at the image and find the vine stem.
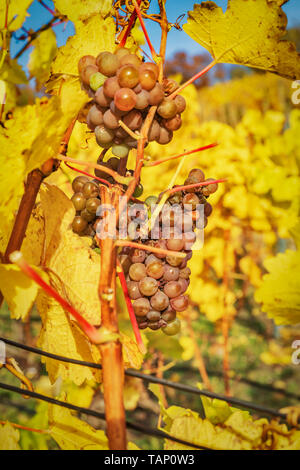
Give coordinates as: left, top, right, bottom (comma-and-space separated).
115, 240, 186, 259
169, 60, 217, 99
0, 420, 48, 434
132, 0, 157, 59
144, 143, 218, 167
64, 162, 112, 187
9, 252, 102, 344
117, 0, 142, 48
166, 178, 227, 195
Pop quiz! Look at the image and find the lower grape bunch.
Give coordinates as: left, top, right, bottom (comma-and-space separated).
69, 164, 218, 336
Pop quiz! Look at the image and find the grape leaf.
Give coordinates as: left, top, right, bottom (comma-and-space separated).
53, 0, 112, 23
28, 28, 57, 89
183, 0, 300, 80
0, 0, 33, 33
0, 423, 20, 450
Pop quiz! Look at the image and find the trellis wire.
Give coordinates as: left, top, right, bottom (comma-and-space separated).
1, 336, 298, 425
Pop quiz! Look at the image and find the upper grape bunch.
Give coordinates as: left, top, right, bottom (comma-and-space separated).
78, 48, 186, 159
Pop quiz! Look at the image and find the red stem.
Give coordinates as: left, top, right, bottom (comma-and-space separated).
132, 0, 157, 58
167, 178, 227, 195
38, 0, 56, 16
117, 262, 146, 355
118, 0, 142, 48
115, 240, 186, 258
10, 252, 101, 344
146, 143, 218, 167
169, 60, 216, 99
64, 162, 112, 187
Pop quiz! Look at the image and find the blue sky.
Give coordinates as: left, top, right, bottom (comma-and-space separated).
11, 0, 300, 70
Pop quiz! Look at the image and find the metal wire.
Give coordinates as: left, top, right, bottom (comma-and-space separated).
1, 336, 297, 424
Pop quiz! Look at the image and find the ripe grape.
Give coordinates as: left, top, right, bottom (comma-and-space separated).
157, 99, 178, 119
129, 262, 147, 281
161, 308, 176, 323
94, 125, 115, 146
103, 109, 119, 129
139, 277, 158, 296
146, 310, 161, 322
174, 95, 186, 113
202, 178, 218, 196
164, 281, 182, 298
72, 216, 88, 234
148, 83, 164, 105
72, 175, 89, 193
89, 72, 106, 91
162, 318, 181, 336
150, 291, 169, 311
115, 126, 128, 138
82, 181, 99, 198
163, 264, 180, 281
139, 62, 159, 80
127, 281, 142, 300
103, 77, 120, 98
135, 90, 150, 110
182, 193, 200, 210
148, 321, 163, 330
71, 192, 86, 211
119, 53, 141, 68
81, 208, 96, 222
139, 69, 156, 90
112, 144, 130, 158
146, 261, 164, 279
148, 120, 160, 141
114, 47, 130, 60
87, 105, 104, 128
78, 55, 96, 73
86, 197, 101, 214
145, 254, 160, 266
182, 232, 196, 250
163, 114, 182, 131
96, 51, 119, 77
163, 78, 179, 95
165, 255, 182, 267
158, 127, 173, 145
119, 254, 131, 274
170, 295, 189, 312
114, 88, 137, 112
133, 183, 143, 198
153, 240, 167, 259
123, 109, 142, 130
130, 248, 146, 263
117, 65, 139, 89
80, 65, 99, 85
133, 297, 150, 317
166, 238, 184, 251
95, 87, 112, 107
178, 277, 189, 294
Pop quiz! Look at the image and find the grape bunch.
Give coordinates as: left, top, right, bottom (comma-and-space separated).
70, 174, 102, 237
119, 167, 218, 336
78, 47, 186, 158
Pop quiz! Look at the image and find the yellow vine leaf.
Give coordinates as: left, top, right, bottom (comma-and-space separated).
0, 422, 20, 450
53, 0, 112, 23
183, 0, 300, 80
49, 402, 109, 450
255, 250, 300, 325
0, 0, 33, 33
28, 28, 57, 89
0, 264, 47, 320
121, 332, 144, 369
123, 377, 142, 410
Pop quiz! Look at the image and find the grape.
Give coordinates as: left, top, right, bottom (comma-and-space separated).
139, 69, 156, 90
148, 321, 163, 330
164, 281, 182, 298
133, 183, 143, 198
115, 126, 128, 138
165, 255, 182, 267
148, 119, 160, 142
129, 262, 147, 281
119, 53, 141, 68
112, 144, 130, 158
107, 157, 120, 170
182, 193, 200, 210
130, 248, 146, 263
166, 238, 184, 251
168, 191, 183, 205
181, 213, 194, 232
158, 127, 173, 145
174, 95, 186, 113
82, 181, 99, 198
161, 309, 176, 323
148, 83, 164, 106
119, 254, 131, 274
95, 125, 115, 146
71, 192, 86, 211
80, 65, 99, 86
163, 78, 179, 95
114, 47, 130, 60
89, 72, 106, 91
170, 295, 189, 312
145, 254, 160, 266
72, 175, 89, 193
138, 321, 148, 329
153, 240, 167, 259
124, 136, 138, 149
78, 55, 96, 73
117, 65, 139, 89
94, 158, 117, 179
163, 114, 182, 131
202, 179, 218, 196
110, 101, 126, 118
146, 261, 164, 279
135, 90, 150, 110
103, 109, 120, 129
163, 264, 180, 281
178, 277, 189, 294
162, 318, 181, 336
150, 291, 169, 311
114, 88, 137, 112
139, 277, 158, 296
123, 109, 142, 130
72, 216, 88, 234
86, 197, 101, 214
133, 298, 150, 317
146, 310, 161, 322
95, 87, 112, 107
127, 281, 142, 300
185, 169, 205, 190
87, 105, 104, 128
96, 51, 119, 77
133, 83, 142, 93
139, 62, 159, 80
204, 202, 213, 217
157, 99, 178, 119
145, 195, 158, 207
81, 208, 96, 222
103, 77, 120, 98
